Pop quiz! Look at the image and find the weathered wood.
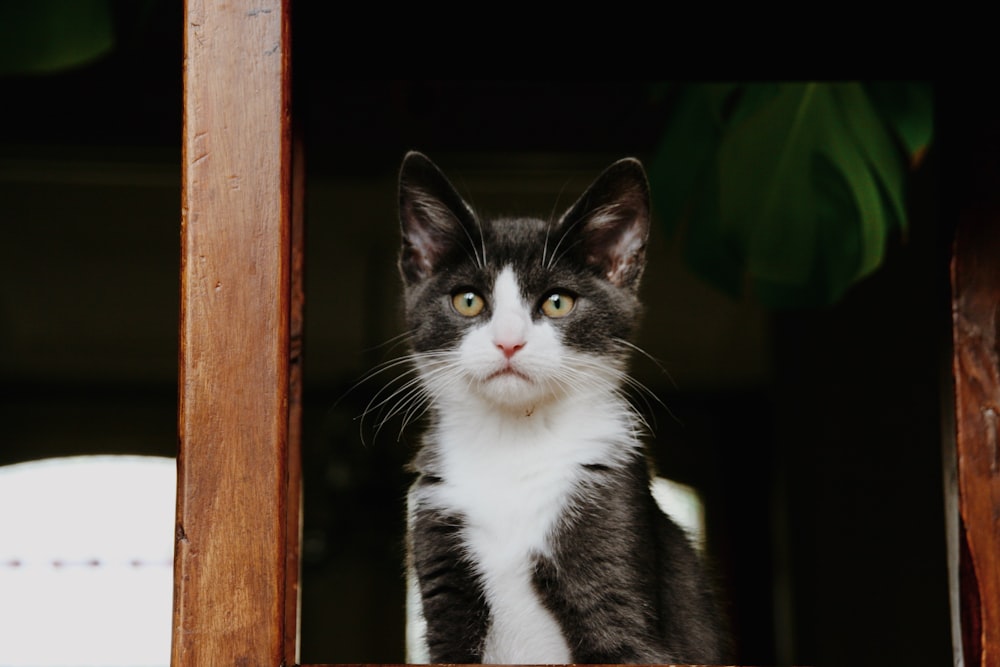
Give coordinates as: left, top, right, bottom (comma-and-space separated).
172, 1, 293, 665
951, 164, 1000, 664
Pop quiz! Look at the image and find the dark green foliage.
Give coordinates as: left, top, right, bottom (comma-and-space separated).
0, 1, 115, 74
651, 82, 933, 308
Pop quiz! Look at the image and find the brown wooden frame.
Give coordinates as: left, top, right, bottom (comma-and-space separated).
171, 8, 997, 666
172, 1, 299, 664
948, 161, 1000, 667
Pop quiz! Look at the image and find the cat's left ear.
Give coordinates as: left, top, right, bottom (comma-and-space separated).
557, 158, 651, 290
398, 151, 480, 285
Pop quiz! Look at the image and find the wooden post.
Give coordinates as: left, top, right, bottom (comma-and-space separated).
950, 124, 1000, 665
172, 1, 297, 665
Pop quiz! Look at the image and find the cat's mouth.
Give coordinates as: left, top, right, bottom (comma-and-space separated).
486, 366, 531, 382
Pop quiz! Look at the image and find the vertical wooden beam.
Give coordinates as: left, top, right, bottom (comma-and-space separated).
950, 134, 1000, 664
173, 1, 294, 665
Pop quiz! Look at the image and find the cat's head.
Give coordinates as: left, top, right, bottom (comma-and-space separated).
398, 152, 650, 413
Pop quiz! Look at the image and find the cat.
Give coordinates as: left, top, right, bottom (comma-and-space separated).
394, 151, 730, 664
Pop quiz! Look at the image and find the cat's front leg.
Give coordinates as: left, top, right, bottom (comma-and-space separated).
531, 553, 676, 664
408, 500, 490, 663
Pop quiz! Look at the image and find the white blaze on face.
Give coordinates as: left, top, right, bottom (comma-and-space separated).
489, 268, 531, 359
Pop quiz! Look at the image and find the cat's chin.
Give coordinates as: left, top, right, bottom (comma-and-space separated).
472, 370, 549, 411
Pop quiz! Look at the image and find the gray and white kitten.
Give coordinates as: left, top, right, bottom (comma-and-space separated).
397, 152, 729, 664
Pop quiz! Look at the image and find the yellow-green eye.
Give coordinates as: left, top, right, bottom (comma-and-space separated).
541, 292, 576, 318
452, 291, 485, 317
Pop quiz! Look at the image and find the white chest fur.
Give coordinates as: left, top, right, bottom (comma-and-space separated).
412, 401, 636, 663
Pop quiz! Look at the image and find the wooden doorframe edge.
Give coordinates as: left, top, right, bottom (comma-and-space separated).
172, 1, 297, 665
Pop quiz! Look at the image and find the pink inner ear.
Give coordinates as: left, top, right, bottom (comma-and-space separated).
599, 220, 646, 286
401, 191, 452, 277
405, 226, 438, 277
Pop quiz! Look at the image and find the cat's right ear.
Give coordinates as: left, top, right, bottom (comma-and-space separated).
398, 151, 479, 284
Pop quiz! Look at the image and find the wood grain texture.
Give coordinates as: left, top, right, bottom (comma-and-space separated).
173, 1, 293, 665
951, 178, 1000, 665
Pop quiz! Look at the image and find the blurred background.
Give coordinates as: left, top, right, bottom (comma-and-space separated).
1, 3, 949, 666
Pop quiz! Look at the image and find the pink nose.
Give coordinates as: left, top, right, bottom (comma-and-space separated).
496, 340, 525, 359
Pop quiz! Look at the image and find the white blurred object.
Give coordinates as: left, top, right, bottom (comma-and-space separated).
650, 476, 706, 549
0, 455, 175, 667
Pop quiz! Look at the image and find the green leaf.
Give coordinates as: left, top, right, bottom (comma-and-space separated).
0, 0, 115, 75
825, 82, 904, 279
652, 82, 928, 308
719, 83, 827, 287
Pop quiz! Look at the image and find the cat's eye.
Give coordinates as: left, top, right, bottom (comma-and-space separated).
452, 291, 486, 317
541, 292, 576, 318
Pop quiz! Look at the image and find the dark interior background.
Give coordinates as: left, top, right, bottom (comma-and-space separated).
0, 5, 950, 666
